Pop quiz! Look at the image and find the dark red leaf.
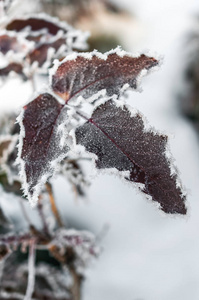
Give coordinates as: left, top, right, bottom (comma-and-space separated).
0, 62, 26, 79
75, 100, 187, 214
51, 49, 158, 102
27, 38, 66, 67
19, 93, 68, 203
6, 16, 68, 35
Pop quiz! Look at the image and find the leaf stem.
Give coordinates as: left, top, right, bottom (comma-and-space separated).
37, 196, 50, 237
45, 182, 64, 228
24, 239, 36, 300
69, 267, 82, 300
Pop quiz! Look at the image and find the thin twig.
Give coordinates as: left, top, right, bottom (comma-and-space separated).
24, 239, 36, 300
37, 196, 50, 237
45, 182, 64, 228
69, 267, 82, 300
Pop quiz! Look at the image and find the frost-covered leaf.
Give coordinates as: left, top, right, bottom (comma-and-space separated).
6, 13, 88, 49
6, 15, 68, 35
51, 48, 158, 102
75, 100, 187, 214
4, 14, 88, 74
27, 37, 67, 68
0, 62, 26, 79
18, 93, 69, 205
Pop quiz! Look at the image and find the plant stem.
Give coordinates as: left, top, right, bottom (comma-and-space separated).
45, 182, 64, 228
24, 239, 36, 300
69, 267, 82, 300
37, 196, 50, 236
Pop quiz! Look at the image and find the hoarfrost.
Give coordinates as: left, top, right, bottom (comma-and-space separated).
50, 47, 159, 104
75, 100, 187, 214
17, 93, 70, 206
51, 228, 99, 273
2, 12, 89, 76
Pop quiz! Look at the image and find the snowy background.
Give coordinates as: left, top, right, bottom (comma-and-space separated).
1, 0, 199, 299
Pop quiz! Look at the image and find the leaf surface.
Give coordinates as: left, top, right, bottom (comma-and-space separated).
0, 62, 25, 78
27, 38, 67, 67
51, 48, 158, 102
19, 93, 69, 204
6, 16, 68, 35
75, 100, 186, 214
